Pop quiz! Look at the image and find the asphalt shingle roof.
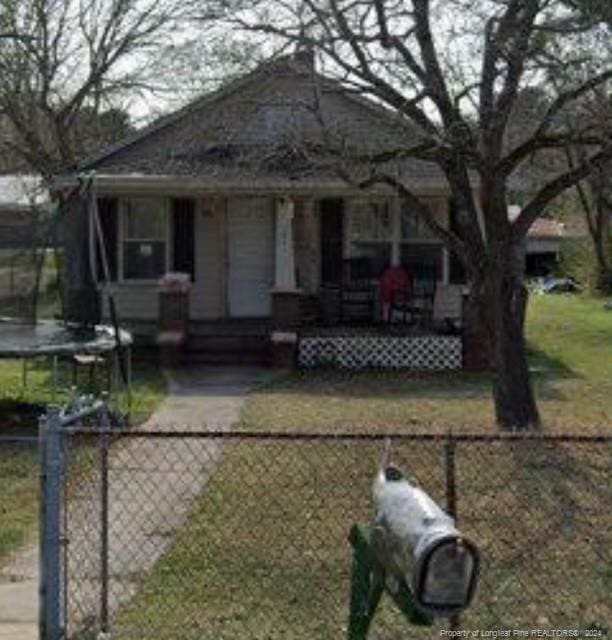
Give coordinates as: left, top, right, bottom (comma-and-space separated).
82, 55, 445, 186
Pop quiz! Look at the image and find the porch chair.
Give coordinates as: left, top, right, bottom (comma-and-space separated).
380, 265, 413, 325
410, 270, 437, 328
432, 284, 464, 333
339, 258, 376, 325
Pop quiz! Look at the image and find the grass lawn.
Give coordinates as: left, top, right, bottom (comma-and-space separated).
0, 355, 167, 566
239, 294, 612, 434
112, 294, 611, 638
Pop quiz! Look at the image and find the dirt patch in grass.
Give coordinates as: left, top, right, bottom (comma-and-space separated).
0, 400, 45, 436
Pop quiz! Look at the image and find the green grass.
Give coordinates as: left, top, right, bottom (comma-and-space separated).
0, 442, 39, 562
0, 356, 166, 426
0, 355, 167, 566
112, 294, 612, 638
114, 440, 611, 637
526, 294, 612, 430
238, 294, 612, 434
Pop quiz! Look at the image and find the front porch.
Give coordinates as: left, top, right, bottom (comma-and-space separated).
84, 190, 471, 370
262, 193, 464, 370
269, 257, 466, 369
176, 319, 464, 371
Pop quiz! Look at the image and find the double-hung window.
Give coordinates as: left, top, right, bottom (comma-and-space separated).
399, 202, 443, 287
347, 200, 393, 278
121, 197, 168, 281
347, 198, 445, 283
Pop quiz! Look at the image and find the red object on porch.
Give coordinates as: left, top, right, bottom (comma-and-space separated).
379, 265, 412, 322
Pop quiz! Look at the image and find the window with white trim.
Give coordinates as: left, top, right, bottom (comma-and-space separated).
399, 201, 443, 287
347, 198, 444, 281
121, 197, 168, 280
400, 203, 437, 240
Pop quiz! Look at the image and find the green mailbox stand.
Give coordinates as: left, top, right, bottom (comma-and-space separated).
347, 465, 480, 638
347, 524, 432, 639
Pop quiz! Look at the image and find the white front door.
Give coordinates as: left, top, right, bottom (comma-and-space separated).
227, 198, 274, 317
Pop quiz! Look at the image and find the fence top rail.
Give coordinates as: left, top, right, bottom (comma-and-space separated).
58, 428, 612, 443
0, 435, 39, 443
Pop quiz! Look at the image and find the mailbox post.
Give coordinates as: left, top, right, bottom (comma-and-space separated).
347, 465, 479, 638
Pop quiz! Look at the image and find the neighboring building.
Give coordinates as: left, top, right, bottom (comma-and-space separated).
0, 175, 56, 317
0, 175, 51, 249
508, 205, 565, 277
54, 52, 489, 369
525, 217, 565, 277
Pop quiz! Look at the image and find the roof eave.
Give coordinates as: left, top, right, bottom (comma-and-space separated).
52, 172, 452, 198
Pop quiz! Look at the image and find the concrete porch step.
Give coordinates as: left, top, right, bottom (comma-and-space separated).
183, 349, 270, 366
185, 331, 271, 366
188, 319, 271, 337
187, 334, 270, 352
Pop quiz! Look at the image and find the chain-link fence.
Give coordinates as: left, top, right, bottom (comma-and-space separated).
42, 429, 612, 639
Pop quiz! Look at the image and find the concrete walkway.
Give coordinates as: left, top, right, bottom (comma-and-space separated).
0, 366, 271, 639
0, 545, 38, 640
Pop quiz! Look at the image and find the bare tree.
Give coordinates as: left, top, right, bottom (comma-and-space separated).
221, 0, 612, 430
564, 95, 612, 293
0, 0, 204, 316
0, 0, 204, 181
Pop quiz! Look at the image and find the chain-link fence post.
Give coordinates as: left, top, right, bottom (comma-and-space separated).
444, 433, 460, 631
39, 407, 65, 640
99, 410, 111, 634
444, 433, 457, 519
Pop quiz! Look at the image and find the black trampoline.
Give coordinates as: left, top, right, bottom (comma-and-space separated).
0, 319, 133, 407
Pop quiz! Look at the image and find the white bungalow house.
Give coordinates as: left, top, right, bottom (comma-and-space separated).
56, 51, 480, 370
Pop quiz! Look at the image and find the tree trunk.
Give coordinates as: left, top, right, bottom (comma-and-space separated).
491, 287, 540, 431
593, 240, 612, 294
474, 269, 541, 431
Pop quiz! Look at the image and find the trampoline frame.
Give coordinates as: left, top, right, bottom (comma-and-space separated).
0, 319, 133, 414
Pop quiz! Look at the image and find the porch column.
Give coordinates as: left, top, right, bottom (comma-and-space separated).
271, 196, 301, 367
274, 197, 297, 291
442, 248, 450, 284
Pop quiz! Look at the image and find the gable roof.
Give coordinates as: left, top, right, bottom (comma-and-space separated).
77, 53, 445, 189
527, 217, 565, 239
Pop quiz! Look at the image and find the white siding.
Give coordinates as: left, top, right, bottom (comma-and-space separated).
102, 284, 159, 320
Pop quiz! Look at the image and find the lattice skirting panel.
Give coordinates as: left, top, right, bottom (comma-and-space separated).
298, 335, 463, 370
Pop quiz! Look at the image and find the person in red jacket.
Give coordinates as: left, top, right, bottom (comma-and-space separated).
379, 264, 412, 323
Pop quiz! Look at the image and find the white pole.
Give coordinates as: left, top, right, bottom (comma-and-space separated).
274, 197, 297, 290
